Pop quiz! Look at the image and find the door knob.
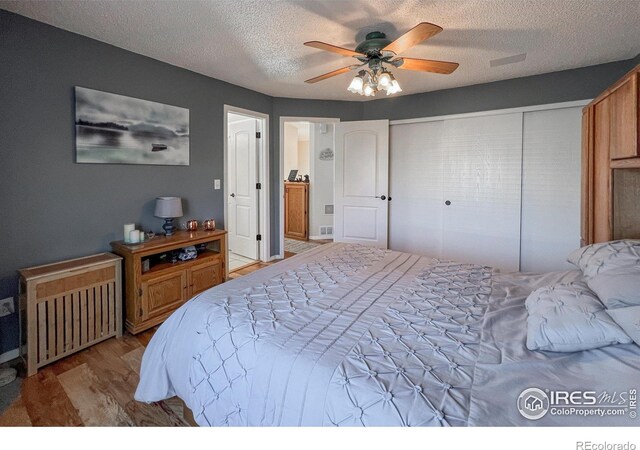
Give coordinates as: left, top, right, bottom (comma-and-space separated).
445, 200, 451, 206
388, 197, 392, 201
376, 195, 386, 200
230, 193, 236, 197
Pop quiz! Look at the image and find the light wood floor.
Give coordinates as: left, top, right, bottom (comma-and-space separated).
0, 257, 288, 427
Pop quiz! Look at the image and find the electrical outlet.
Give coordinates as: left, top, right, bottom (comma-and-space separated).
214, 179, 221, 190
0, 297, 14, 317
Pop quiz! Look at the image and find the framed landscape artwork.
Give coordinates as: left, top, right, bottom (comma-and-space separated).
75, 87, 189, 165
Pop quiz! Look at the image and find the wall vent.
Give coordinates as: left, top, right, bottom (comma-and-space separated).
320, 226, 334, 236
324, 204, 334, 215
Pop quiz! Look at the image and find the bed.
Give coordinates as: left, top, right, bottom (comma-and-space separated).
135, 243, 640, 426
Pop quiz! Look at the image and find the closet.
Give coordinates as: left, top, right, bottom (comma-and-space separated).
389, 105, 583, 273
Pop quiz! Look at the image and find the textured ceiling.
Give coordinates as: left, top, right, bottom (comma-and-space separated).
2, 0, 639, 101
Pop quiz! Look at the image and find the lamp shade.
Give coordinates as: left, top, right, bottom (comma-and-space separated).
154, 197, 183, 218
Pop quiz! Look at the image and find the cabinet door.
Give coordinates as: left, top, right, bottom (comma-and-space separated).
284, 184, 308, 239
593, 98, 612, 242
188, 259, 222, 297
141, 270, 187, 320
609, 74, 638, 160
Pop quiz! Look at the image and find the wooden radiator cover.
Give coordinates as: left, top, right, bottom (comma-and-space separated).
19, 253, 123, 376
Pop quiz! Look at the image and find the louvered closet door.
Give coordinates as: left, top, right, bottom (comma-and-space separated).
441, 113, 523, 272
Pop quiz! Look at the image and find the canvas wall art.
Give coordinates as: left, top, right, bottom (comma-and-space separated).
75, 87, 189, 165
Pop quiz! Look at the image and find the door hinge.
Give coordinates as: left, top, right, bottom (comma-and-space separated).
256, 234, 262, 241
256, 182, 261, 190
256, 131, 261, 138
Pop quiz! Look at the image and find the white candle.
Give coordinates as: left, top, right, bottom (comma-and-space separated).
129, 229, 140, 244
124, 223, 135, 243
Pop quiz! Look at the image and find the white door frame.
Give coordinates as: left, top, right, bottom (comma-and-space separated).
278, 116, 340, 259
224, 105, 270, 264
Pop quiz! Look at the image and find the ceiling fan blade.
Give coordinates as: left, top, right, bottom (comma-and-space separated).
397, 57, 459, 74
383, 22, 443, 55
304, 41, 362, 57
304, 66, 353, 84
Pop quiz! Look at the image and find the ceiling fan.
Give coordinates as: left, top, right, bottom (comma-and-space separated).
304, 22, 459, 97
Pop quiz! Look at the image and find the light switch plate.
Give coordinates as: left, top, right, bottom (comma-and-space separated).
214, 179, 221, 190
0, 297, 14, 317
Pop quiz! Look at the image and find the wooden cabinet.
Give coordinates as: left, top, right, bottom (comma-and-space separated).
582, 64, 640, 245
111, 230, 227, 334
609, 74, 638, 160
284, 182, 309, 240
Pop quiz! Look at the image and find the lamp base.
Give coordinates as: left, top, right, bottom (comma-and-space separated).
162, 218, 176, 236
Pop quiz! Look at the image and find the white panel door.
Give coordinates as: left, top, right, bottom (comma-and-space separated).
441, 113, 523, 272
521, 107, 582, 272
228, 119, 258, 260
389, 121, 444, 257
334, 120, 389, 248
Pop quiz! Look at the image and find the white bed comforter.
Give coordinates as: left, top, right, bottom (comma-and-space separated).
136, 243, 640, 426
136, 243, 491, 426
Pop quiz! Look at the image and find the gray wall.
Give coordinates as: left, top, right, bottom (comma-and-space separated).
0, 10, 272, 354
362, 58, 639, 121
1, 8, 638, 355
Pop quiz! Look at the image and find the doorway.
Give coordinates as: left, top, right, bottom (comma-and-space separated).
279, 117, 339, 257
224, 106, 269, 272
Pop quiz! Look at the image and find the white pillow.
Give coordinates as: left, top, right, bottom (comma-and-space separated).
606, 306, 640, 347
587, 266, 640, 309
525, 282, 632, 352
567, 240, 640, 279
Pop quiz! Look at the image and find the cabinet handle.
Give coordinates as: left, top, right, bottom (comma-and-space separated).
375, 195, 387, 200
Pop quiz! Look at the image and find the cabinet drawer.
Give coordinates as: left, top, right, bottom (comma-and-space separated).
142, 270, 187, 320
189, 259, 222, 297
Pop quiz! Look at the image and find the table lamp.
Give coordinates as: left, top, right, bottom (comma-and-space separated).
154, 197, 183, 236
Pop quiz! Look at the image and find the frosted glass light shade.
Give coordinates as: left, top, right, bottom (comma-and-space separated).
378, 72, 392, 88
154, 197, 183, 218
348, 76, 364, 94
363, 83, 375, 97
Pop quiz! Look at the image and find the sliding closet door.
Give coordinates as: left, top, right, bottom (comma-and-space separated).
441, 113, 523, 272
520, 107, 582, 272
389, 121, 444, 256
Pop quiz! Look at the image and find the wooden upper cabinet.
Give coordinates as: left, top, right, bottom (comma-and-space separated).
609, 73, 638, 160
582, 63, 640, 246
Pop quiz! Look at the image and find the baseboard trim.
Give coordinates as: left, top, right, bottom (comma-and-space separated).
309, 235, 334, 240
0, 348, 19, 364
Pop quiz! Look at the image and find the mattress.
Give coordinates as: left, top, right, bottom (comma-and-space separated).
135, 243, 640, 426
